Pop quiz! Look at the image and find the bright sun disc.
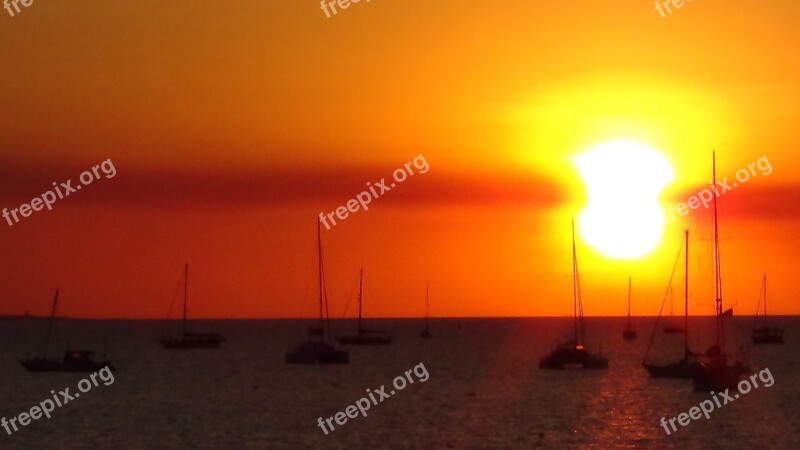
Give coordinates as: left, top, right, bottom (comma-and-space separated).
574, 140, 673, 259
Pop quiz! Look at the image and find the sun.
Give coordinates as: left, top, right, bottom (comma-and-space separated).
574, 140, 674, 259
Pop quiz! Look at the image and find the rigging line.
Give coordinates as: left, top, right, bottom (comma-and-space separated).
159, 273, 184, 336
301, 275, 313, 320
340, 274, 359, 319
320, 246, 333, 344
752, 274, 765, 332
643, 231, 686, 364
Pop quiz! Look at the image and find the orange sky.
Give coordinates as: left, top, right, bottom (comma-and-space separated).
1, 1, 799, 318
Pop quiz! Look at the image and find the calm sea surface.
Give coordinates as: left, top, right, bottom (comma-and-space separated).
0, 317, 797, 449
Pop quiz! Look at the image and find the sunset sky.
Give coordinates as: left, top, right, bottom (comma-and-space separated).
1, 1, 799, 319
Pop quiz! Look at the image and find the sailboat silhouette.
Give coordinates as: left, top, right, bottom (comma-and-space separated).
285, 221, 349, 364
752, 274, 784, 344
20, 289, 114, 372
539, 220, 608, 370
692, 152, 749, 391
642, 230, 701, 378
158, 264, 226, 349
336, 269, 392, 345
622, 277, 637, 340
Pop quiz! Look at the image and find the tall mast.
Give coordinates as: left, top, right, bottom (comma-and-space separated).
684, 229, 689, 359
358, 269, 364, 333
42, 288, 59, 358
183, 263, 188, 336
571, 219, 580, 346
426, 281, 430, 328
627, 276, 632, 322
712, 151, 724, 352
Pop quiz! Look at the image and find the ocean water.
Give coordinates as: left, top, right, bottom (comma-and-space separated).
0, 317, 797, 449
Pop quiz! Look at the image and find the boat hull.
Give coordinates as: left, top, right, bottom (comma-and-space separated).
285, 342, 349, 365
20, 358, 114, 373
539, 346, 608, 370
622, 330, 637, 340
159, 334, 225, 349
692, 360, 749, 391
752, 327, 784, 344
643, 360, 700, 378
336, 335, 392, 345
663, 327, 685, 334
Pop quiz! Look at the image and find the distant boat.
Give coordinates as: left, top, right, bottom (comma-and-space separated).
643, 230, 701, 378
158, 264, 225, 349
539, 220, 608, 370
622, 277, 637, 340
20, 289, 114, 372
286, 221, 349, 364
421, 282, 432, 339
662, 287, 684, 334
336, 269, 392, 345
752, 273, 784, 344
692, 152, 749, 391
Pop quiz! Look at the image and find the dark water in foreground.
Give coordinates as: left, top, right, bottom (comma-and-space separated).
0, 317, 797, 449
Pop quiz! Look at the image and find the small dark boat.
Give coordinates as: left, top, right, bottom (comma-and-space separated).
286, 221, 349, 365
539, 220, 608, 371
336, 333, 392, 345
285, 341, 349, 364
752, 327, 784, 344
622, 277, 637, 340
160, 332, 226, 349
622, 329, 637, 340
158, 264, 225, 349
643, 357, 700, 378
21, 351, 114, 373
752, 274, 784, 344
539, 343, 609, 370
336, 270, 392, 345
20, 289, 115, 372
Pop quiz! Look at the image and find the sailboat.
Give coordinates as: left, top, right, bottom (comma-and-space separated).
336, 269, 392, 345
159, 264, 225, 349
622, 277, 637, 340
20, 289, 115, 372
752, 274, 784, 344
421, 282, 432, 339
285, 221, 349, 364
692, 152, 749, 391
642, 230, 701, 378
539, 220, 608, 370
663, 287, 684, 334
